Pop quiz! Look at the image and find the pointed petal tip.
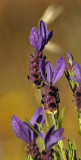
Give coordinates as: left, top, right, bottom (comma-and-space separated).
11, 115, 29, 143
67, 52, 71, 57
52, 56, 65, 84
70, 76, 81, 84
45, 61, 54, 84
30, 107, 45, 126
40, 55, 48, 84
67, 52, 73, 65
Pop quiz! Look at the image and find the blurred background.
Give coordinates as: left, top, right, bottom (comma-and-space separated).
0, 0, 81, 159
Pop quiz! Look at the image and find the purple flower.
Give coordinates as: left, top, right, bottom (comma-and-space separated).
70, 63, 81, 85
67, 52, 74, 65
30, 20, 53, 53
66, 52, 75, 72
39, 126, 64, 149
40, 56, 65, 85
11, 107, 45, 143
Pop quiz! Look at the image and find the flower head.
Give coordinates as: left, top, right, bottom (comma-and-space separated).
69, 63, 81, 111
40, 56, 65, 85
11, 107, 45, 143
70, 63, 81, 85
40, 126, 64, 160
30, 20, 53, 53
67, 52, 74, 65
28, 53, 44, 88
39, 126, 64, 150
66, 52, 75, 72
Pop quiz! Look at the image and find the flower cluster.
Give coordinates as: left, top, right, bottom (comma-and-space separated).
11, 107, 64, 160
70, 62, 81, 111
65, 52, 81, 111
11, 21, 81, 160
28, 20, 53, 88
40, 55, 65, 112
11, 21, 65, 160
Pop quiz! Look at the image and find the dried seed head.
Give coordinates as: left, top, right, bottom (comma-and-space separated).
74, 85, 81, 111
42, 85, 60, 112
28, 53, 44, 88
26, 142, 41, 160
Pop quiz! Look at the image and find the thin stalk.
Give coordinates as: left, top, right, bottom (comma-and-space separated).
77, 112, 81, 135
38, 89, 49, 130
51, 115, 57, 129
58, 141, 67, 160
52, 109, 67, 160
64, 71, 74, 92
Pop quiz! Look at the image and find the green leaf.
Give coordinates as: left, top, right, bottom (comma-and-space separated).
64, 71, 78, 92
53, 107, 65, 128
67, 140, 77, 160
58, 141, 67, 160
27, 155, 33, 160
58, 107, 65, 128
77, 112, 81, 136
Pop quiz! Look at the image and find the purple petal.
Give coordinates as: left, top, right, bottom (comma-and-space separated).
73, 63, 81, 80
67, 52, 73, 65
70, 76, 81, 85
40, 20, 47, 41
30, 107, 45, 126
40, 20, 53, 44
40, 55, 48, 84
30, 27, 43, 52
11, 115, 30, 143
23, 107, 45, 142
47, 128, 64, 149
52, 56, 65, 84
45, 62, 54, 84
23, 121, 38, 142
44, 126, 54, 147
23, 121, 35, 142
47, 30, 53, 42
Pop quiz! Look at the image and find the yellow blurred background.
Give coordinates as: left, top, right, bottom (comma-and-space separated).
0, 0, 81, 159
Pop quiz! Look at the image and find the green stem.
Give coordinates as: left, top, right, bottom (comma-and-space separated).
64, 71, 74, 92
38, 89, 49, 130
77, 112, 81, 135
51, 115, 57, 129
53, 110, 67, 160
58, 141, 67, 160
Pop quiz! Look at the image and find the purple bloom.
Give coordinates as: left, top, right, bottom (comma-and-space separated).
40, 56, 65, 85
67, 52, 74, 65
70, 63, 81, 85
30, 20, 53, 53
66, 52, 75, 72
11, 107, 45, 143
39, 126, 64, 149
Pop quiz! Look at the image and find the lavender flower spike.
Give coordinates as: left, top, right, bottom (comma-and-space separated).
11, 107, 45, 159
11, 107, 45, 143
40, 126, 64, 149
70, 63, 81, 111
30, 20, 53, 53
40, 56, 65, 112
70, 63, 81, 85
40, 126, 64, 159
40, 56, 65, 85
